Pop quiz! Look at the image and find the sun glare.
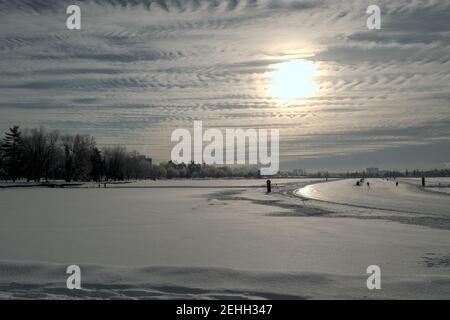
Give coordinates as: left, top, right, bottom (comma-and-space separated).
267, 59, 318, 100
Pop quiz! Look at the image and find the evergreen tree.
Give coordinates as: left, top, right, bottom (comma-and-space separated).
0, 148, 5, 180
1, 126, 23, 182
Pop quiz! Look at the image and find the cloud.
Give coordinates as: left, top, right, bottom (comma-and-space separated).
0, 0, 449, 168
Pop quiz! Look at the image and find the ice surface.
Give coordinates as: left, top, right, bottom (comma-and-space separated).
1, 179, 449, 299
296, 178, 450, 216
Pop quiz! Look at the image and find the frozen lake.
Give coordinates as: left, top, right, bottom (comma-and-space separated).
1, 178, 449, 299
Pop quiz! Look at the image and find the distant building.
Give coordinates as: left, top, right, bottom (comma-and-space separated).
292, 169, 305, 176
136, 155, 152, 167
366, 167, 379, 175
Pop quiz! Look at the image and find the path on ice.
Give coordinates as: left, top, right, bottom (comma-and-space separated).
296, 179, 450, 216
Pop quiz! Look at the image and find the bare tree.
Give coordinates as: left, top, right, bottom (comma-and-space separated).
61, 134, 75, 182
73, 135, 96, 181
104, 146, 127, 181
21, 127, 49, 182
43, 130, 60, 181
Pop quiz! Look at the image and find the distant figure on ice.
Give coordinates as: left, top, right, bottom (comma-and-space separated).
266, 180, 272, 193
367, 181, 370, 188
422, 176, 426, 187
396, 181, 399, 187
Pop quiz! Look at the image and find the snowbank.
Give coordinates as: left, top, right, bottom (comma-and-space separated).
1, 261, 449, 300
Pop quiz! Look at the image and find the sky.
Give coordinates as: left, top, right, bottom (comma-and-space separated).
0, 0, 449, 171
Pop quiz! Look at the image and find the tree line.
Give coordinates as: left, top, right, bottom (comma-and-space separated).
343, 169, 450, 179
0, 125, 261, 183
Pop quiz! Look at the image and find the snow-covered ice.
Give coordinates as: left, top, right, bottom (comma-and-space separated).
1, 178, 449, 299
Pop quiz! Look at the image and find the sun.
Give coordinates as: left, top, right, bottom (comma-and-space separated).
267, 59, 318, 100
